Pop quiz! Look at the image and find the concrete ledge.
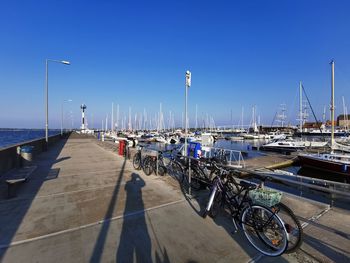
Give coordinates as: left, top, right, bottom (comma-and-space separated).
0, 133, 70, 176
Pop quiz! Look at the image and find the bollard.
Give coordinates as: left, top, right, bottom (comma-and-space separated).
17, 146, 22, 167
20, 146, 35, 167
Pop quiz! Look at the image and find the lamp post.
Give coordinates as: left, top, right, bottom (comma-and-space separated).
185, 70, 191, 196
185, 70, 191, 156
61, 99, 72, 136
45, 59, 70, 148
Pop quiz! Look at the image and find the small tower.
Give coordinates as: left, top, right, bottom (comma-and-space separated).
80, 104, 87, 130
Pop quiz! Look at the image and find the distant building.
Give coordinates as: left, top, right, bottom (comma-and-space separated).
302, 122, 323, 129
337, 114, 350, 128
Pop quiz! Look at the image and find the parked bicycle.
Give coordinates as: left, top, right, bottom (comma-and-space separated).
142, 151, 167, 176
203, 162, 289, 257
223, 173, 303, 254
181, 157, 227, 190
161, 149, 184, 182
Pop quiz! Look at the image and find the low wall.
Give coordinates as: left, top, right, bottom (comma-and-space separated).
0, 133, 70, 175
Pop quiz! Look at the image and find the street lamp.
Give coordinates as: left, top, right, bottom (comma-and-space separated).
185, 70, 191, 157
45, 59, 70, 148
61, 99, 72, 136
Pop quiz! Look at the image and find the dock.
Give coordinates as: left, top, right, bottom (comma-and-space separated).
0, 135, 349, 262
243, 153, 298, 170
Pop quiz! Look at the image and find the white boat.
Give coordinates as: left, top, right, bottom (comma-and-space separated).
243, 134, 259, 140
260, 138, 305, 152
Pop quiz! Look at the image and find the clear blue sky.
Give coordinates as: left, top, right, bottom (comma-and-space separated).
1, 0, 350, 129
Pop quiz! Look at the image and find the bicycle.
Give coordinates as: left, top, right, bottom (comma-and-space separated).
227, 175, 303, 254
203, 162, 289, 257
182, 157, 227, 190
161, 149, 184, 182
133, 146, 164, 175
142, 151, 167, 176
132, 145, 145, 170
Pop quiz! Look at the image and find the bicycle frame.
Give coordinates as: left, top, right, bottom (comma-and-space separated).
206, 172, 277, 231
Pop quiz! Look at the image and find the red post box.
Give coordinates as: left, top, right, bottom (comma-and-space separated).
119, 140, 125, 156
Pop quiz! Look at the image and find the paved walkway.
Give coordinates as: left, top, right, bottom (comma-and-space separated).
0, 136, 349, 262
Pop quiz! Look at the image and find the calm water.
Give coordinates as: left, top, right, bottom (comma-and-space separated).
0, 129, 61, 149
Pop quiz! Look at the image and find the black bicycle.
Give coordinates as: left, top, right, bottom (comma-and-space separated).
132, 145, 145, 170
161, 149, 184, 182
181, 157, 220, 190
142, 151, 167, 176
203, 162, 289, 257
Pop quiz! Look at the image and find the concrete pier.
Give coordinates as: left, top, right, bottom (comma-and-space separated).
0, 134, 349, 262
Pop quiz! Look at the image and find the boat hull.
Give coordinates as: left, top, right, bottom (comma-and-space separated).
298, 155, 350, 176
260, 145, 303, 153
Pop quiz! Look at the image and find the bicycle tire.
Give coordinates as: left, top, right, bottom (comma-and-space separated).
183, 167, 202, 190
158, 165, 166, 176
143, 156, 154, 176
272, 202, 303, 253
132, 153, 142, 170
170, 161, 184, 182
241, 205, 288, 257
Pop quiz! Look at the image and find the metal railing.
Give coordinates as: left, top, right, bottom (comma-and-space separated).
201, 146, 245, 168
235, 168, 350, 207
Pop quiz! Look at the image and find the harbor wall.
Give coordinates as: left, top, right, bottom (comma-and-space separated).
0, 133, 70, 175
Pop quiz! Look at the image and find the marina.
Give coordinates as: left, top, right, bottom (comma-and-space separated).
0, 133, 349, 262
2, 1, 350, 262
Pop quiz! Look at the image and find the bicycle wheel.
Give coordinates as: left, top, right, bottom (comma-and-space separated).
157, 165, 166, 176
132, 153, 142, 170
143, 156, 154, 176
170, 161, 184, 182
184, 167, 202, 191
272, 202, 303, 253
241, 205, 288, 257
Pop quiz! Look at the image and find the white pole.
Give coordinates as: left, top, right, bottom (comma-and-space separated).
299, 81, 303, 132
128, 107, 131, 131
342, 96, 348, 131
111, 102, 114, 132
195, 104, 198, 130
331, 60, 335, 151
116, 104, 119, 131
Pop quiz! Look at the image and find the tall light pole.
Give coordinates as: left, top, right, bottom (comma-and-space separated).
45, 59, 70, 147
61, 99, 72, 136
185, 70, 191, 156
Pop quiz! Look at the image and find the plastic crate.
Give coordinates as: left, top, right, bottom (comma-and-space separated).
249, 188, 282, 207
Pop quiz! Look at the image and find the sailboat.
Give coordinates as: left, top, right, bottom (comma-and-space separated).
298, 60, 350, 179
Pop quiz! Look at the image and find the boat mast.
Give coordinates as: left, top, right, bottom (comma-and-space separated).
241, 107, 244, 131
342, 96, 348, 131
195, 104, 198, 130
299, 81, 303, 132
111, 102, 114, 132
116, 104, 119, 131
331, 60, 335, 152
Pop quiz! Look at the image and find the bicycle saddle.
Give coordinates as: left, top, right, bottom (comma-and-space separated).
239, 181, 257, 190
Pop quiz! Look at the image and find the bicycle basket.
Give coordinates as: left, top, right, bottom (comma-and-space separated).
248, 188, 282, 207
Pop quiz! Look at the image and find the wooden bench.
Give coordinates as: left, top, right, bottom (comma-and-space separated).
2, 166, 37, 198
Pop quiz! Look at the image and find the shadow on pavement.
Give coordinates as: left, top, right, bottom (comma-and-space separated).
0, 138, 69, 260
176, 176, 289, 262
90, 157, 127, 263
116, 173, 152, 262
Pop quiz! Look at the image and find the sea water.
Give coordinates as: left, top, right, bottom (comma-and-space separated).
0, 129, 61, 149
